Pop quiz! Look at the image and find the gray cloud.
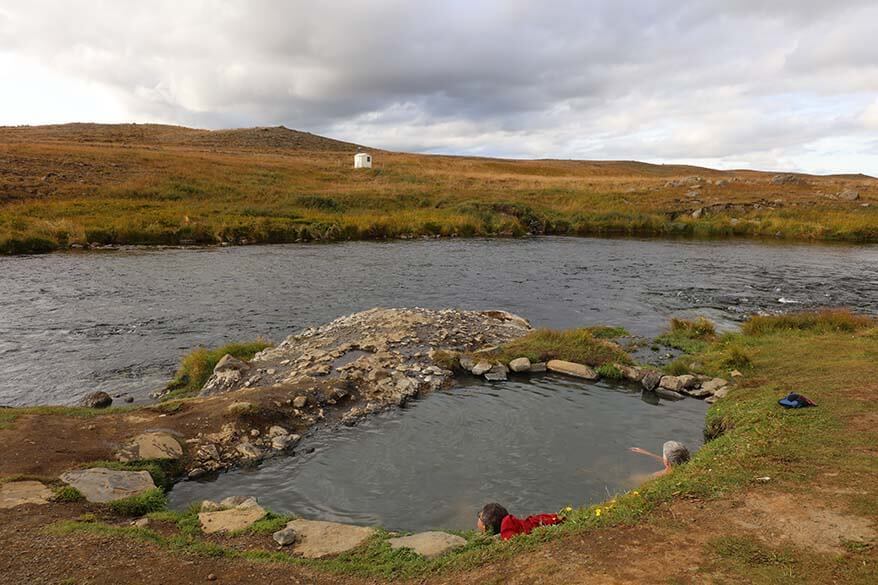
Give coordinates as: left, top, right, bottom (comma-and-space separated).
1, 0, 876, 173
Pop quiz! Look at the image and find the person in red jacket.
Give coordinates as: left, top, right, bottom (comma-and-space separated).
477, 502, 563, 540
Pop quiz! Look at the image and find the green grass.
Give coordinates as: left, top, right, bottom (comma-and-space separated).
52, 485, 85, 503
742, 308, 873, 336
595, 363, 624, 379
655, 316, 717, 353
487, 328, 632, 367
107, 488, 168, 517
162, 339, 272, 400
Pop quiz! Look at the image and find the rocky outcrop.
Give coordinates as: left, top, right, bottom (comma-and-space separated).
199, 308, 532, 407
60, 468, 155, 503
388, 531, 467, 558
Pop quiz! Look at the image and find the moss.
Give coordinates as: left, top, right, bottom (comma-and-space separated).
162, 339, 273, 400
107, 488, 167, 517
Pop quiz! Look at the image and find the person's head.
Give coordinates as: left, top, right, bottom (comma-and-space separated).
477, 503, 509, 534
662, 441, 690, 468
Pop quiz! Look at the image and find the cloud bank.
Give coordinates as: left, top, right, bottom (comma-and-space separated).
1, 0, 876, 174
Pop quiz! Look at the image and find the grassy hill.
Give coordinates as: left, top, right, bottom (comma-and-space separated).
1, 123, 876, 254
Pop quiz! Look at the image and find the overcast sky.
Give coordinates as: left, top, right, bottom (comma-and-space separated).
1, 0, 877, 175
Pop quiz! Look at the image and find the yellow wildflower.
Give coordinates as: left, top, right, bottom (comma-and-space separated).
595, 508, 602, 517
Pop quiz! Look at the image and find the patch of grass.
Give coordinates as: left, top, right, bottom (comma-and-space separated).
655, 316, 716, 353
107, 488, 167, 517
596, 363, 624, 380
0, 409, 17, 430
52, 485, 85, 503
710, 535, 796, 566
488, 328, 631, 367
742, 308, 873, 336
233, 512, 291, 536
162, 339, 272, 400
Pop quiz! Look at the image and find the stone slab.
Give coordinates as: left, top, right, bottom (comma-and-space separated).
0, 481, 54, 509
286, 519, 376, 558
116, 431, 183, 463
547, 359, 598, 380
388, 531, 467, 558
60, 468, 156, 503
199, 504, 267, 534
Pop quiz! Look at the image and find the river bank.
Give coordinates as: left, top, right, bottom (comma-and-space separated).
1, 309, 876, 583
2, 124, 878, 255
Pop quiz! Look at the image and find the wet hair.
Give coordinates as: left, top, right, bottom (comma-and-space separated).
663, 441, 691, 466
479, 502, 509, 534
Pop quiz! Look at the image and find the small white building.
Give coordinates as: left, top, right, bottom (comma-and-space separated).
354, 152, 372, 169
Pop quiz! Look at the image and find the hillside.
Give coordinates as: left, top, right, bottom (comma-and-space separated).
1, 123, 877, 254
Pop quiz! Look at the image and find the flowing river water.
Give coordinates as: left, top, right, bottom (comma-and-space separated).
2, 236, 877, 532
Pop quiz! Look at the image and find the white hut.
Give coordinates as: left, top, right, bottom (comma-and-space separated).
354, 152, 372, 169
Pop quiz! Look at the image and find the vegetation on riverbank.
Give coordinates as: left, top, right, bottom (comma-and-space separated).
22, 309, 876, 583
162, 339, 273, 401
486, 326, 632, 367
2, 124, 876, 254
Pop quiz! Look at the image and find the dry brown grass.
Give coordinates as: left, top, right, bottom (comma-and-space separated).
2, 123, 877, 253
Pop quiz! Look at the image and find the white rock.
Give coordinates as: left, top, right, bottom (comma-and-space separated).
508, 357, 532, 372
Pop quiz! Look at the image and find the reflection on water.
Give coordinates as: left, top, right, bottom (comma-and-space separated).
169, 375, 709, 532
2, 237, 876, 405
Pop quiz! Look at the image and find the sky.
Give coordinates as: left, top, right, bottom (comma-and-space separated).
1, 0, 877, 175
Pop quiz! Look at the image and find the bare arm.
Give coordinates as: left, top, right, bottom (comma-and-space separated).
628, 447, 663, 463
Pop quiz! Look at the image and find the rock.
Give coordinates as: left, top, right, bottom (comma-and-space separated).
116, 432, 183, 463
659, 376, 684, 392
207, 574, 217, 581
214, 354, 249, 373
641, 370, 662, 391
285, 519, 376, 559
459, 355, 476, 372
227, 401, 255, 416
528, 361, 547, 373
681, 385, 713, 399
691, 208, 703, 219
702, 378, 729, 394
838, 189, 860, 201
771, 174, 805, 185
132, 517, 150, 528
388, 531, 467, 558
508, 357, 532, 373
484, 364, 508, 381
273, 527, 298, 546
0, 481, 53, 509
80, 391, 112, 409
655, 388, 685, 401
200, 500, 222, 513
124, 396, 134, 403
712, 385, 731, 399
471, 361, 493, 376
730, 369, 743, 378
220, 495, 259, 509
293, 395, 308, 409
60, 468, 156, 503
271, 433, 300, 451
199, 503, 267, 534
235, 442, 263, 461
618, 364, 644, 382
547, 360, 598, 380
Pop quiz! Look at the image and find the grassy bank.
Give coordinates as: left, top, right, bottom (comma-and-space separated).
35, 310, 878, 582
1, 124, 877, 254
161, 339, 273, 401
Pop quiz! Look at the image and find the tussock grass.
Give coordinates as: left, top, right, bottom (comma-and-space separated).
742, 308, 873, 336
656, 316, 717, 353
107, 488, 167, 517
491, 328, 632, 367
162, 339, 272, 400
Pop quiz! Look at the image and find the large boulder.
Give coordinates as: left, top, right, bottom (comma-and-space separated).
116, 432, 183, 463
547, 360, 598, 380
388, 531, 467, 558
641, 370, 662, 391
285, 519, 376, 559
0, 481, 53, 509
60, 468, 155, 503
80, 391, 112, 409
484, 363, 509, 381
701, 378, 729, 394
471, 361, 493, 376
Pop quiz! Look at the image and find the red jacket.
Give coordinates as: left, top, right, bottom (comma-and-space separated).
500, 513, 563, 540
